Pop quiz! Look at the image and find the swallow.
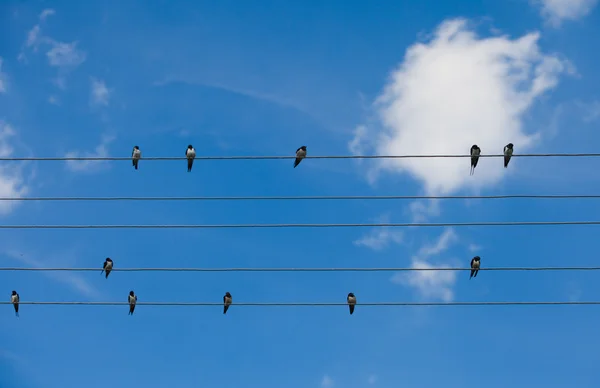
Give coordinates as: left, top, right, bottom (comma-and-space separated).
128, 291, 137, 315
470, 256, 481, 279
186, 145, 196, 172
132, 146, 141, 170
470, 145, 481, 176
101, 258, 113, 279
347, 292, 356, 315
294, 146, 307, 168
11, 291, 19, 317
223, 292, 232, 314
503, 143, 513, 168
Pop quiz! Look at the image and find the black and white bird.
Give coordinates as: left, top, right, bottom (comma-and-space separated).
347, 292, 356, 315
11, 291, 19, 317
128, 291, 137, 315
101, 258, 113, 279
294, 146, 307, 168
185, 145, 196, 172
503, 143, 514, 168
470, 145, 481, 176
132, 146, 141, 170
223, 292, 232, 314
470, 256, 481, 279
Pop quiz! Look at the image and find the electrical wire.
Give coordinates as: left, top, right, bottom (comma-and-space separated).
2, 221, 600, 229
2, 153, 600, 161
2, 194, 600, 201
2, 301, 599, 306
1, 266, 599, 272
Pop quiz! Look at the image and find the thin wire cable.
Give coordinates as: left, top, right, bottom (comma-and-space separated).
1, 301, 599, 306
2, 266, 600, 272
2, 221, 600, 229
2, 153, 600, 161
2, 194, 600, 201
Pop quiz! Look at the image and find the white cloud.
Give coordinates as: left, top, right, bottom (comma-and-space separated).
353, 214, 404, 250
535, 0, 598, 27
391, 228, 459, 302
46, 41, 86, 68
321, 375, 334, 388
349, 19, 569, 196
0, 122, 29, 215
90, 78, 110, 106
64, 134, 115, 173
0, 57, 6, 93
25, 25, 41, 49
39, 8, 55, 21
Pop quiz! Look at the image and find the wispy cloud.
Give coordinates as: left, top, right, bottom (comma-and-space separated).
18, 11, 86, 87
320, 375, 334, 388
0, 122, 29, 215
48, 95, 60, 105
353, 214, 404, 251
391, 228, 459, 302
64, 134, 115, 173
534, 0, 598, 27
3, 250, 101, 299
46, 41, 86, 68
90, 78, 111, 106
39, 8, 55, 21
0, 57, 6, 93
368, 375, 378, 385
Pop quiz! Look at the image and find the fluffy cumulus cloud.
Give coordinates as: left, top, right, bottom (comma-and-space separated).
535, 0, 598, 26
349, 18, 570, 196
0, 122, 30, 215
391, 228, 459, 301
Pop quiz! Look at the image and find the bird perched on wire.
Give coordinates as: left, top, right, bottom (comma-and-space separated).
470, 145, 481, 176
294, 146, 307, 168
101, 258, 113, 279
503, 143, 514, 168
11, 291, 19, 317
185, 145, 196, 172
131, 146, 141, 170
347, 292, 356, 315
470, 256, 481, 279
223, 292, 232, 314
128, 291, 137, 315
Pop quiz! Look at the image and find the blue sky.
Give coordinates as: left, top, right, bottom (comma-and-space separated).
1, 0, 600, 387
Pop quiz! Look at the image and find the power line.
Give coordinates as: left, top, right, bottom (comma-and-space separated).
2, 153, 600, 161
2, 266, 600, 272
2, 221, 600, 229
2, 301, 599, 306
2, 194, 600, 202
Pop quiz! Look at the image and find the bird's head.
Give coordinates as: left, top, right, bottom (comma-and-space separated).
134, 146, 139, 150
300, 146, 307, 151
225, 292, 231, 297
11, 290, 17, 295
106, 257, 112, 262
471, 144, 478, 150
473, 256, 481, 261
129, 291, 135, 296
348, 292, 355, 298
188, 145, 193, 149
507, 143, 513, 149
